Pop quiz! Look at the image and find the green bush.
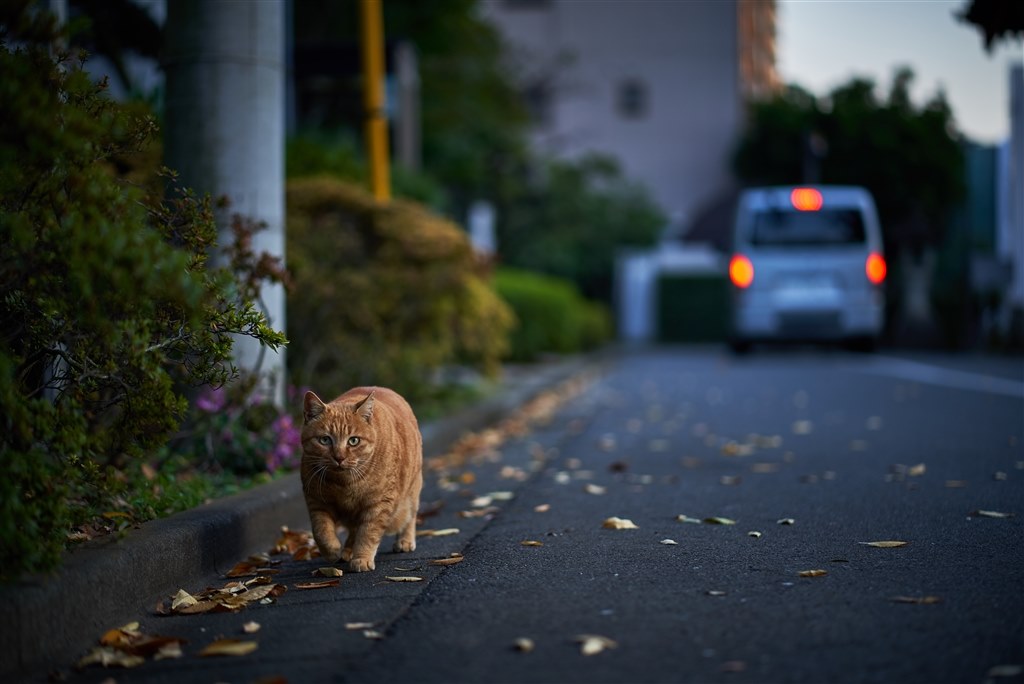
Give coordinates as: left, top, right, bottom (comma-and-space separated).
285, 176, 513, 402
0, 7, 285, 577
494, 268, 612, 362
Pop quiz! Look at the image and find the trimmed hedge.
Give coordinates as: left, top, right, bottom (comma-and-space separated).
286, 177, 514, 401
494, 268, 612, 362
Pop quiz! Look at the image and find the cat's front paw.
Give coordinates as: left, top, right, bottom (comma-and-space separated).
393, 538, 416, 553
349, 556, 375, 572
319, 546, 344, 564
340, 547, 354, 562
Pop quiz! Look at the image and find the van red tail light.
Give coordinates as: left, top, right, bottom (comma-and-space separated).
729, 254, 754, 288
866, 252, 886, 284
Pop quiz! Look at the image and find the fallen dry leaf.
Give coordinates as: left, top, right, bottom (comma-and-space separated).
154, 641, 184, 660
748, 531, 762, 538
602, 516, 639, 530
971, 510, 1014, 518
226, 553, 277, 578
430, 555, 465, 566
520, 540, 544, 547
170, 589, 197, 612
534, 504, 551, 513
242, 621, 261, 634
77, 646, 146, 669
576, 634, 617, 656
584, 483, 607, 495
907, 463, 927, 477
890, 595, 942, 605
987, 665, 1024, 678
676, 515, 702, 524
417, 528, 460, 537
346, 622, 377, 630
798, 569, 828, 578
704, 517, 736, 525
660, 539, 678, 545
859, 541, 908, 548
706, 590, 727, 597
720, 475, 742, 486
385, 576, 424, 582
363, 630, 384, 639
199, 639, 258, 657
315, 567, 344, 577
293, 579, 340, 590
458, 506, 500, 519
777, 518, 795, 525
514, 637, 535, 653
167, 582, 286, 615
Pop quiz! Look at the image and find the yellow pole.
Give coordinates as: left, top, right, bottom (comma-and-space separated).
361, 0, 391, 202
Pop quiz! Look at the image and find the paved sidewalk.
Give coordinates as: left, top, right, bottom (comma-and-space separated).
2, 353, 607, 682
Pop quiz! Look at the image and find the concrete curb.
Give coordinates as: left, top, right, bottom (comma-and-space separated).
2, 352, 607, 681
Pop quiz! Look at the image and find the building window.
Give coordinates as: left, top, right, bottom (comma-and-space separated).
524, 81, 552, 127
618, 78, 648, 119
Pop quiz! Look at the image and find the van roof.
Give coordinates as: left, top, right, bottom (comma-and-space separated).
740, 185, 876, 212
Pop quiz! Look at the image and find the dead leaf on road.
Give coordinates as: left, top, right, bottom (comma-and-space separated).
294, 579, 340, 590
798, 569, 828, 577
521, 540, 544, 546
385, 576, 424, 582
676, 515, 702, 524
748, 531, 762, 538
430, 554, 465, 566
514, 637, 535, 653
971, 510, 1014, 518
602, 516, 639, 530
534, 503, 551, 513
704, 517, 736, 525
417, 528, 460, 537
199, 639, 258, 657
315, 567, 344, 577
777, 518, 795, 525
585, 483, 607, 495
890, 596, 942, 605
660, 539, 678, 545
242, 621, 261, 634
859, 541, 908, 548
706, 590, 727, 597
907, 463, 926, 477
77, 646, 146, 669
346, 622, 377, 630
576, 634, 617, 656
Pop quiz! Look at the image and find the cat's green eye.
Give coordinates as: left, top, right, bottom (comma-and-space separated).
347, 436, 361, 447
317, 435, 333, 446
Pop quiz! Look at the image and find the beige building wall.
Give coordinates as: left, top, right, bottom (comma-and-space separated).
480, 0, 745, 230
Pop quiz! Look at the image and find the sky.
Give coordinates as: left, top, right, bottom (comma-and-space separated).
776, 0, 1024, 145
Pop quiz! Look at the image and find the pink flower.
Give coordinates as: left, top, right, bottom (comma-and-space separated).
196, 387, 226, 413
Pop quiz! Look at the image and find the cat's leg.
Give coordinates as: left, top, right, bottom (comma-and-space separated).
340, 531, 354, 562
348, 511, 388, 572
393, 482, 421, 553
309, 509, 343, 563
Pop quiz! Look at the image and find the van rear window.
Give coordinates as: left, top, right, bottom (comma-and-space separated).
750, 209, 866, 246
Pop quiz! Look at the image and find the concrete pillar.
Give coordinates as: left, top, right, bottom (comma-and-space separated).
163, 0, 286, 405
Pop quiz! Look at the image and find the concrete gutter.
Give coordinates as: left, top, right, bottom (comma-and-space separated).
1, 353, 606, 681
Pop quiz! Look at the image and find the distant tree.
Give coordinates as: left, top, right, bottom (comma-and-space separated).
732, 68, 964, 258
957, 0, 1024, 52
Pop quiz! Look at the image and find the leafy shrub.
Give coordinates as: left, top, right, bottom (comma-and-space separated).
494, 268, 612, 362
286, 129, 449, 211
286, 176, 513, 402
0, 8, 285, 577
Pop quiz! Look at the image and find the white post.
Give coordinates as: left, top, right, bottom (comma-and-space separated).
163, 0, 287, 406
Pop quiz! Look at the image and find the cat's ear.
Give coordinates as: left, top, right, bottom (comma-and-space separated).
355, 391, 375, 422
303, 391, 326, 423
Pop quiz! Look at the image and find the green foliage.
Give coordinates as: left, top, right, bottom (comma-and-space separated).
495, 154, 666, 304
0, 7, 285, 577
286, 129, 449, 210
285, 176, 514, 402
494, 268, 612, 362
732, 69, 965, 254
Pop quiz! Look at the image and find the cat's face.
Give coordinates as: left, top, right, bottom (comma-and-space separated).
302, 391, 376, 474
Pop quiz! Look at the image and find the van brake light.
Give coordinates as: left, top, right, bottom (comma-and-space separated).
729, 254, 754, 288
790, 187, 823, 211
866, 252, 886, 284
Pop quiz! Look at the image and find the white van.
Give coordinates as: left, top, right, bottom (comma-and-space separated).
728, 185, 886, 352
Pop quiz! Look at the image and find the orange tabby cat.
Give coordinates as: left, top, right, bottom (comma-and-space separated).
300, 387, 423, 572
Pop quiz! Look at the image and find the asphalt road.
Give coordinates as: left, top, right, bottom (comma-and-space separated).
54, 347, 1023, 684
